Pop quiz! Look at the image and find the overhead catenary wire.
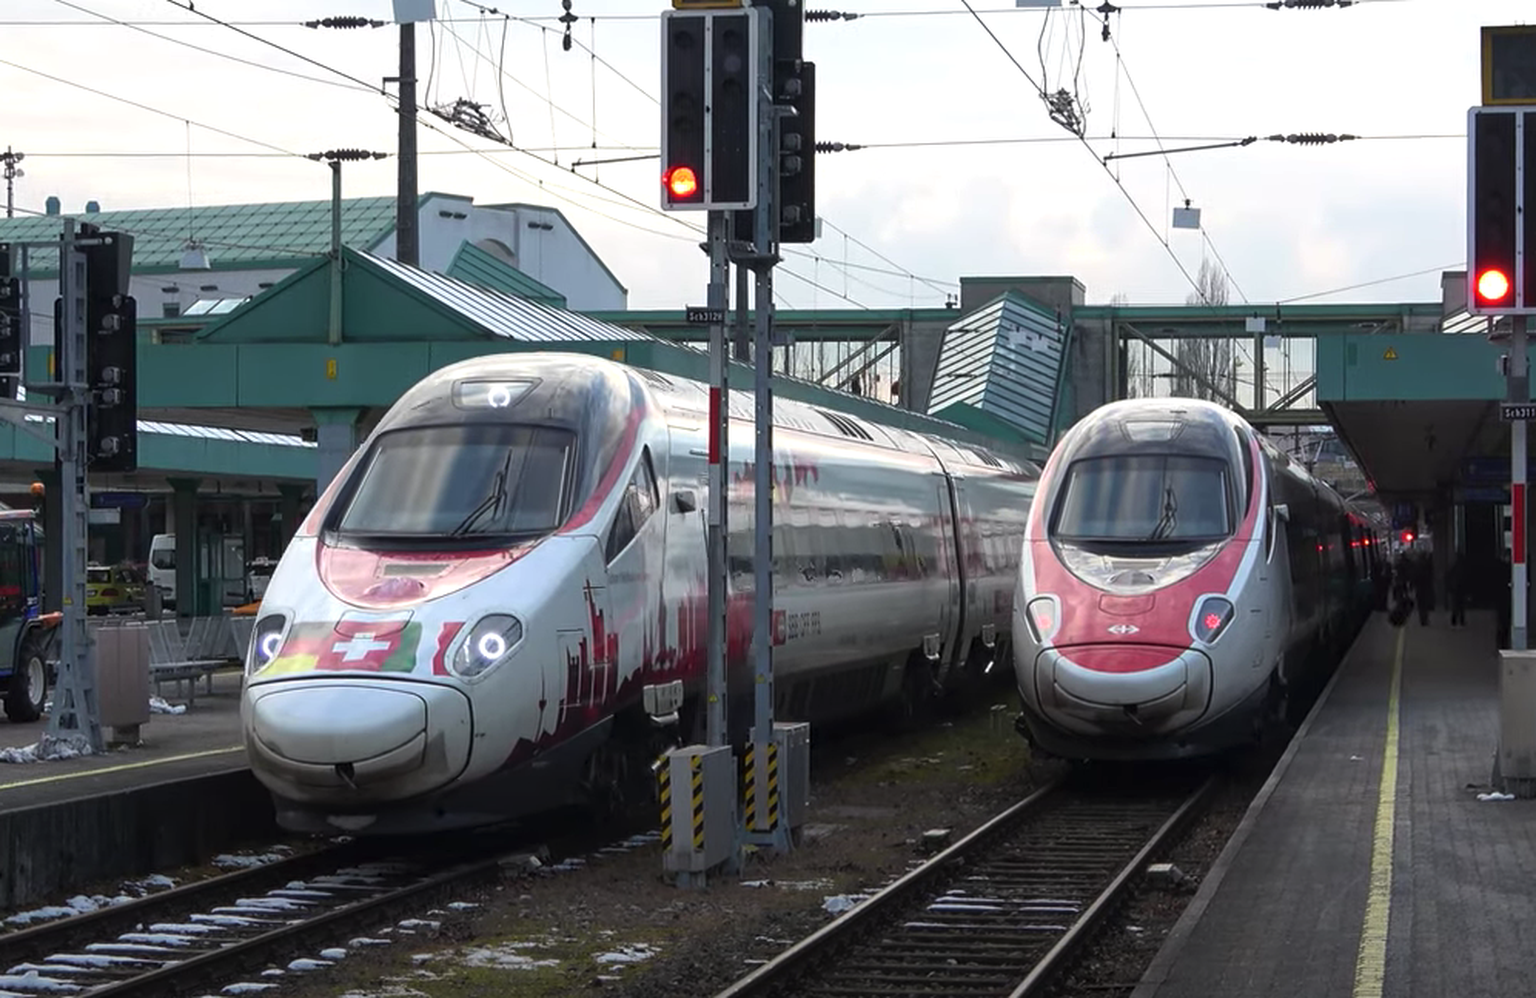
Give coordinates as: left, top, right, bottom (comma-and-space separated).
1276, 262, 1464, 303
48, 0, 373, 94
957, 3, 1234, 310
0, 0, 1431, 28
0, 55, 306, 160
1102, 26, 1250, 304
417, 12, 951, 302
162, 2, 890, 309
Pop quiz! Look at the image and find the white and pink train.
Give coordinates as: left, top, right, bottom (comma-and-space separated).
241, 352, 1040, 833
1012, 397, 1382, 761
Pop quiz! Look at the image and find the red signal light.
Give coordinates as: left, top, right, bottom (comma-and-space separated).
1402, 530, 1415, 544
1202, 612, 1222, 632
665, 166, 699, 199
1478, 268, 1512, 302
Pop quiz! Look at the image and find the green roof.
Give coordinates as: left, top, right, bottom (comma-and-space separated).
446, 241, 566, 308
0, 196, 399, 273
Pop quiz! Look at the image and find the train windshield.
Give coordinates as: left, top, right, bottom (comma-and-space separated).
333, 424, 574, 539
1053, 455, 1232, 542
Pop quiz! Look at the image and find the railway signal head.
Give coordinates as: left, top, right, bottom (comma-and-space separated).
1466, 106, 1536, 314
659, 9, 761, 211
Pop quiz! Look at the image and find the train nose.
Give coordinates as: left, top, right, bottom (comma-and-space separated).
244, 680, 472, 804
1034, 644, 1212, 737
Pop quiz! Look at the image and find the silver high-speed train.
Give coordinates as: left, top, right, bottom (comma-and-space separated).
1012, 397, 1381, 761
241, 352, 1040, 833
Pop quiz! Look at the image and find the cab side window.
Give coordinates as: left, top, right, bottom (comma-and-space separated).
606, 449, 660, 562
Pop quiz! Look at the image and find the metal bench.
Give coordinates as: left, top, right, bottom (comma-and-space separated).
145, 618, 235, 707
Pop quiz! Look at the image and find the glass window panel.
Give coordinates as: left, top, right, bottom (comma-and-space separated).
335, 423, 573, 538
1053, 455, 1231, 541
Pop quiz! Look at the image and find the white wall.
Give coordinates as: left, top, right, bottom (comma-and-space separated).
21, 268, 299, 345
370, 195, 628, 311
16, 194, 627, 346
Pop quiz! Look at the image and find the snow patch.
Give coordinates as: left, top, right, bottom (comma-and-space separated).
285, 958, 332, 972
211, 848, 293, 870
457, 943, 561, 971
595, 943, 659, 965
822, 894, 870, 915
0, 969, 84, 991
0, 733, 95, 765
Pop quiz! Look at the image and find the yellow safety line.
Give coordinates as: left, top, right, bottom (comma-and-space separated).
0, 745, 245, 791
1353, 627, 1404, 998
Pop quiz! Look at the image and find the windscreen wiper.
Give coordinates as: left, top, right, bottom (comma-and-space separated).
1146, 485, 1179, 541
450, 450, 514, 535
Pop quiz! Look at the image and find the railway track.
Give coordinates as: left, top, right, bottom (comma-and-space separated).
714, 767, 1219, 998
0, 837, 507, 997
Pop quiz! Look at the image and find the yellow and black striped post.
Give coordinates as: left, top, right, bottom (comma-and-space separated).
744, 740, 781, 833
658, 755, 674, 852
743, 742, 758, 831
689, 754, 706, 851
764, 741, 780, 831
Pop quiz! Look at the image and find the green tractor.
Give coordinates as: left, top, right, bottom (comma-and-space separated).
0, 510, 59, 723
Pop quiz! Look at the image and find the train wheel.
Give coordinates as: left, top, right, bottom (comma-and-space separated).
885, 653, 936, 733
578, 739, 634, 822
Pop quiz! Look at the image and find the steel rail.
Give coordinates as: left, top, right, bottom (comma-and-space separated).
713, 771, 1218, 998
1008, 774, 1218, 998
86, 854, 503, 997
0, 841, 364, 968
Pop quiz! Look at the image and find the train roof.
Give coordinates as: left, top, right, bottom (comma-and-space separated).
630, 362, 1036, 475
1067, 396, 1377, 516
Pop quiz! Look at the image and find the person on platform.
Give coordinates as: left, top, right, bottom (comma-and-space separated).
1447, 554, 1468, 629
1414, 552, 1436, 626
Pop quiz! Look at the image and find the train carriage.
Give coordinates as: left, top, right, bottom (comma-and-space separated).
1011, 397, 1380, 761
241, 352, 1039, 833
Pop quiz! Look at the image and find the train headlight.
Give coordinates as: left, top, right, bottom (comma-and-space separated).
1193, 597, 1235, 643
247, 613, 289, 676
1025, 596, 1060, 644
452, 614, 523, 680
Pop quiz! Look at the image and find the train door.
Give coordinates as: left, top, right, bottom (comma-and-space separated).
594, 447, 664, 704
935, 477, 963, 680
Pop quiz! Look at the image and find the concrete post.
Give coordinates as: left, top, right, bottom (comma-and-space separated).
277, 484, 307, 548
167, 477, 200, 619
311, 407, 364, 498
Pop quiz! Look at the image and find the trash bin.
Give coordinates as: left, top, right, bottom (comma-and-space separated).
98, 623, 151, 745
143, 584, 162, 621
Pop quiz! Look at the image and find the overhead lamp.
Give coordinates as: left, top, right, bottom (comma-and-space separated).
180, 239, 211, 270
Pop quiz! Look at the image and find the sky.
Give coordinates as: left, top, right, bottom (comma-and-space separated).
0, 0, 1529, 314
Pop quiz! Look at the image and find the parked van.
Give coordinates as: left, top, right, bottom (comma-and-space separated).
246, 558, 277, 603
148, 533, 176, 608
147, 533, 248, 608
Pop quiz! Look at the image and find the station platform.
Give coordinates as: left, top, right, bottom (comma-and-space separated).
0, 668, 249, 813
1133, 608, 1536, 998
0, 668, 278, 910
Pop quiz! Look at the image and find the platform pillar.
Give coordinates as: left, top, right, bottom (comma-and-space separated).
311, 407, 364, 497
167, 477, 199, 619
276, 484, 306, 548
